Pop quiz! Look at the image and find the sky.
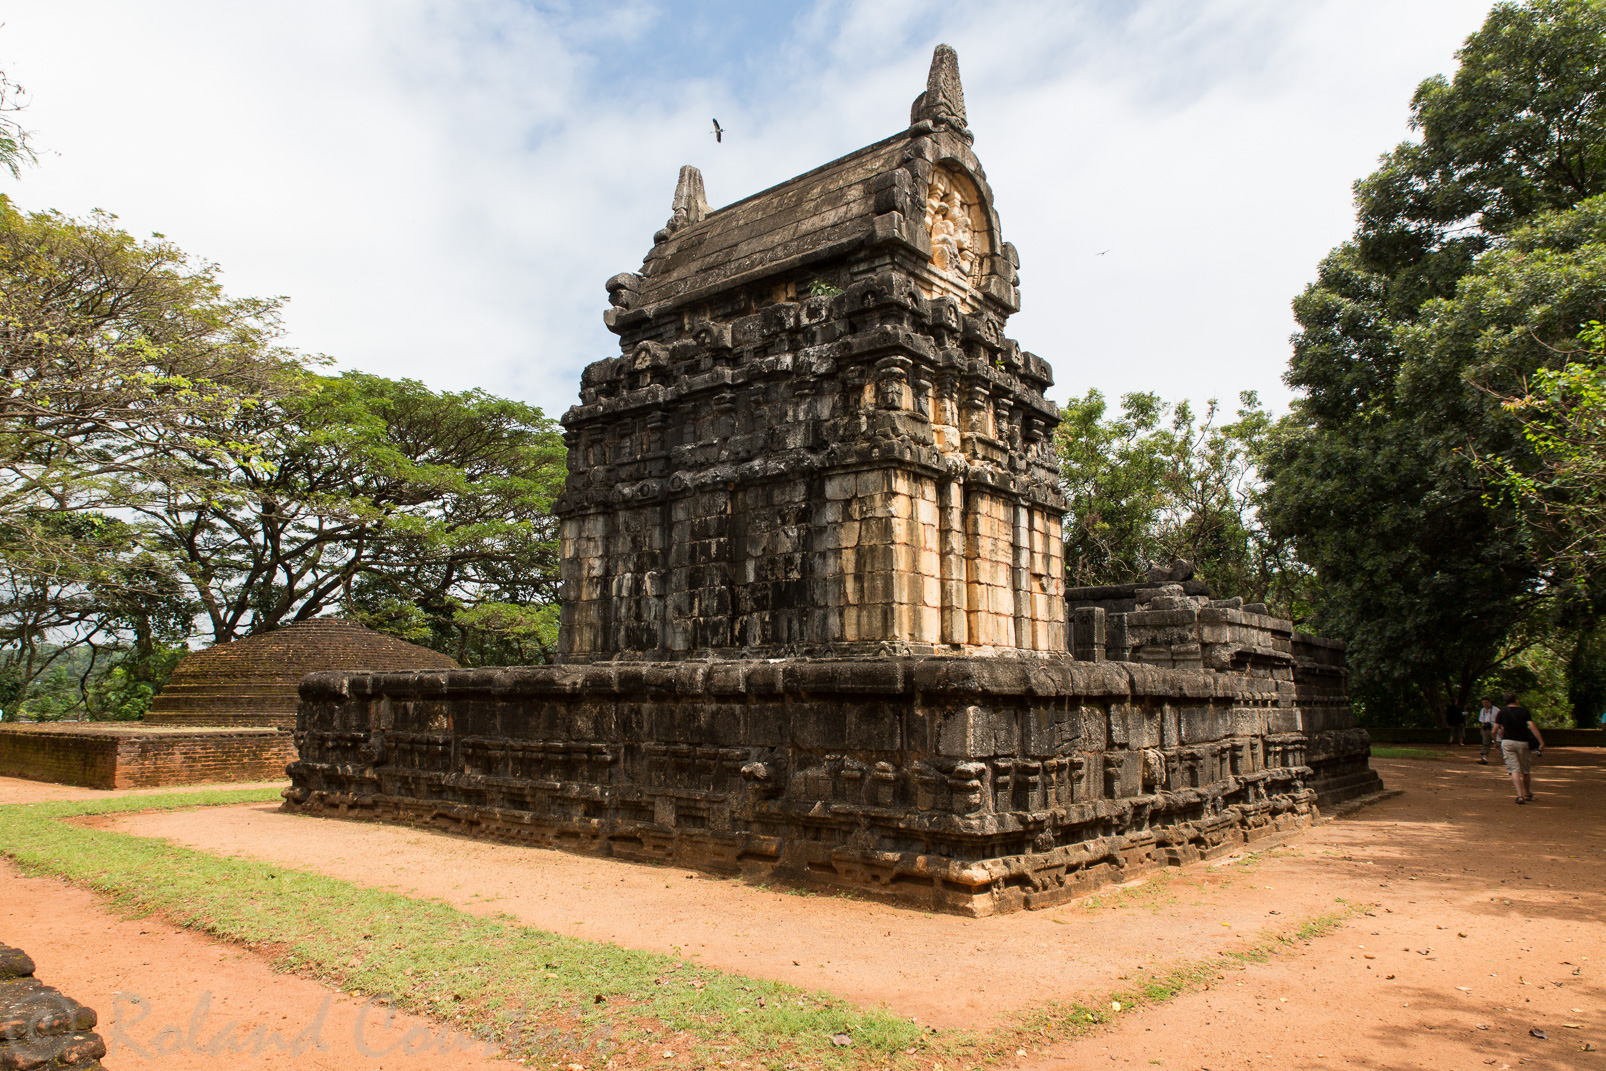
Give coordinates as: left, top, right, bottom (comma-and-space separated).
2, 0, 1501, 423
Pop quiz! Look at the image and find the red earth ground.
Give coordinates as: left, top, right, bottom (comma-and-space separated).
3, 748, 1603, 1070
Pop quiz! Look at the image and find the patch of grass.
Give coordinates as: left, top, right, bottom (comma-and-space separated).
1067, 871, 1181, 916
0, 790, 920, 1069
0, 791, 1376, 1069
955, 900, 1372, 1063
1370, 746, 1445, 759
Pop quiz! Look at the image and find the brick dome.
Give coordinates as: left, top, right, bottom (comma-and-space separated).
144, 618, 458, 729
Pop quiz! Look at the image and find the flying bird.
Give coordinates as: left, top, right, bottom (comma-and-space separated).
712, 118, 725, 143
1095, 249, 1111, 256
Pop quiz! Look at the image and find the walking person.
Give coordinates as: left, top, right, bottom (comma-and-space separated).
1446, 700, 1466, 747
1495, 690, 1545, 804
1477, 697, 1498, 764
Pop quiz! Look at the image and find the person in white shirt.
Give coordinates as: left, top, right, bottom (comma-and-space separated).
1477, 697, 1499, 764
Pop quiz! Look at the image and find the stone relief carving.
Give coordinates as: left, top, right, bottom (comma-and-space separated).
923, 166, 988, 292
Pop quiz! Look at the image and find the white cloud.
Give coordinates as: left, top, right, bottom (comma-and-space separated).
2, 0, 1498, 419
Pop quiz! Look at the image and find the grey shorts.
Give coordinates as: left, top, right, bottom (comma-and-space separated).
1501, 740, 1532, 776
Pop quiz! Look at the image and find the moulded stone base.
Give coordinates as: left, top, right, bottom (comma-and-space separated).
282, 786, 1316, 917
281, 655, 1366, 915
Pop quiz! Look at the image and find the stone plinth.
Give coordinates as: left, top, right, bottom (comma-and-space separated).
285, 656, 1342, 917
1067, 575, 1383, 806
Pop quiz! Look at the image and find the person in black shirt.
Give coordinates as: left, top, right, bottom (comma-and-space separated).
1445, 701, 1466, 746
1494, 690, 1546, 804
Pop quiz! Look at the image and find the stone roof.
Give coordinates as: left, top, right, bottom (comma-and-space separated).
628, 134, 912, 310
144, 618, 458, 729
602, 45, 1019, 330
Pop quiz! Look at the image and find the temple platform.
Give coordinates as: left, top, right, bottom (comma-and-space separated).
284, 656, 1375, 917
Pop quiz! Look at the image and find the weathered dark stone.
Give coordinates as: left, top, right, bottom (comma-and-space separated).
288, 657, 1321, 916
283, 46, 1381, 915
0, 944, 107, 1071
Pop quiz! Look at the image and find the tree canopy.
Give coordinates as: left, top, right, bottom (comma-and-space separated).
1055, 389, 1308, 615
1262, 0, 1606, 719
0, 201, 566, 719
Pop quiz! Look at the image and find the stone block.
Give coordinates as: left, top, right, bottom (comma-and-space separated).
1180, 706, 1232, 744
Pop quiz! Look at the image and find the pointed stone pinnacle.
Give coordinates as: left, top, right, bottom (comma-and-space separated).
910, 43, 970, 139
672, 165, 710, 226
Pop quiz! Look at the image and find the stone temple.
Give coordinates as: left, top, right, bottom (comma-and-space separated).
283, 46, 1382, 916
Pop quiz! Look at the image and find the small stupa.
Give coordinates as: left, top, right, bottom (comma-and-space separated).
145, 618, 459, 730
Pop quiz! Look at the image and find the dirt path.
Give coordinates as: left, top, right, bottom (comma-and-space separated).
1023, 748, 1606, 1070
4, 750, 1604, 1069
99, 789, 1361, 1029
0, 777, 513, 1071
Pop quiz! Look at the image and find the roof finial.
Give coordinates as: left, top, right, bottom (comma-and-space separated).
672, 165, 710, 224
909, 44, 971, 141
654, 165, 711, 244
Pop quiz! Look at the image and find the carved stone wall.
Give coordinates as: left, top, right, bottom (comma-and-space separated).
287, 658, 1319, 917
561, 44, 1056, 663
1066, 570, 1382, 807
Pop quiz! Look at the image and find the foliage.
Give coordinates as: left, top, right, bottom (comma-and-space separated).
0, 201, 568, 715
0, 198, 306, 523
0, 68, 33, 180
1566, 620, 1606, 725
1474, 634, 1574, 727
1055, 389, 1309, 617
0, 509, 193, 718
1261, 0, 1606, 720
125, 370, 566, 649
0, 200, 298, 708
1481, 317, 1606, 581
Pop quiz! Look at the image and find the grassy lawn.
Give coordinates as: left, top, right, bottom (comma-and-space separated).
0, 790, 1366, 1069
1370, 746, 1451, 759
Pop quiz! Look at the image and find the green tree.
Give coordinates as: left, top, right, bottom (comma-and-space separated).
127, 371, 565, 654
0, 510, 190, 718
1, 198, 568, 719
1056, 389, 1306, 615
0, 200, 307, 576
0, 67, 34, 180
1261, 0, 1606, 722
0, 199, 304, 716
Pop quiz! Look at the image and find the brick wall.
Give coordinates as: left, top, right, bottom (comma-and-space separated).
0, 726, 295, 789
0, 728, 118, 788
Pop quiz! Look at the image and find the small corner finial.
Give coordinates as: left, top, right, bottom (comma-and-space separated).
910, 44, 969, 139
672, 165, 710, 223
654, 165, 711, 245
